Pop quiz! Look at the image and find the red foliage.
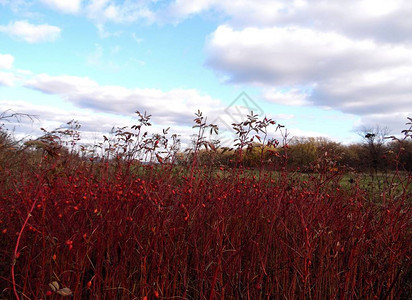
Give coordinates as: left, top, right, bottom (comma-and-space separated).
0, 113, 411, 299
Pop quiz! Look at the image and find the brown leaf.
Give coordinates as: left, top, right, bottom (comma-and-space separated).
48, 281, 59, 292
56, 287, 72, 296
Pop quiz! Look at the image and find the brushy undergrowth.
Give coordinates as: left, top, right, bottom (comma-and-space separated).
0, 112, 411, 299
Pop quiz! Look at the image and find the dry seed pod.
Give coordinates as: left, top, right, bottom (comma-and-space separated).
48, 281, 59, 292
56, 287, 73, 296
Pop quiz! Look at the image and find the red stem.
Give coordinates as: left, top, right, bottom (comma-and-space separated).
11, 196, 39, 300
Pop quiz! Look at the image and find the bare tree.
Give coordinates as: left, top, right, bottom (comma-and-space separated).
358, 125, 391, 176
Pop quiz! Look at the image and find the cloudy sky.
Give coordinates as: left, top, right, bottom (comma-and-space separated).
0, 0, 411, 146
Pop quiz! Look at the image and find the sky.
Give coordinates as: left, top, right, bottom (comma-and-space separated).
0, 0, 411, 148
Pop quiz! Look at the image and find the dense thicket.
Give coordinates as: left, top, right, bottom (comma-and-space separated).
0, 111, 411, 299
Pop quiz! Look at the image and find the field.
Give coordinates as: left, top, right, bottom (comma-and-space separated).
0, 114, 411, 299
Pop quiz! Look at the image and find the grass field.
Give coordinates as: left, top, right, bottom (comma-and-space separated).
0, 114, 411, 299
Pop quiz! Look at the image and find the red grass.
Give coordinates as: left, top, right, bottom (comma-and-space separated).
0, 114, 411, 299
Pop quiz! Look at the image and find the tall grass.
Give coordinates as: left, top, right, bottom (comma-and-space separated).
0, 112, 411, 299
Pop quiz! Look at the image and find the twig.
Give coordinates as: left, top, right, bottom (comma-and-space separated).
11, 195, 39, 300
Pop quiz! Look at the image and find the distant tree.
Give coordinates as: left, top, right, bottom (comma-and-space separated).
288, 137, 318, 170
386, 117, 412, 171
285, 137, 344, 171
315, 137, 345, 160
387, 139, 412, 171
358, 125, 391, 175
340, 143, 365, 170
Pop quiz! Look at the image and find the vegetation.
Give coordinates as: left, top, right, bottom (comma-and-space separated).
0, 111, 411, 299
194, 133, 412, 173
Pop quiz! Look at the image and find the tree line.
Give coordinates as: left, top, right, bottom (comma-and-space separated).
179, 133, 412, 173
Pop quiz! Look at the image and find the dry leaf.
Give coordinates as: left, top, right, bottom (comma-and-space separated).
56, 287, 73, 296
48, 281, 59, 292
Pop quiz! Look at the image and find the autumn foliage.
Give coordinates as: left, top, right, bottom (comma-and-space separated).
0, 112, 411, 299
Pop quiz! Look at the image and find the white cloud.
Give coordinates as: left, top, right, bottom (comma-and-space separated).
0, 54, 16, 86
0, 100, 140, 141
24, 73, 225, 126
263, 88, 312, 106
0, 0, 31, 13
206, 25, 411, 86
85, 0, 155, 23
2, 0, 411, 44
205, 25, 412, 127
354, 112, 411, 138
0, 72, 16, 86
0, 0, 410, 140
358, 0, 403, 17
40, 0, 83, 14
0, 20, 61, 43
161, 0, 412, 43
86, 43, 122, 71
0, 54, 14, 69
96, 23, 122, 38
0, 99, 219, 151
164, 0, 217, 19
16, 69, 32, 75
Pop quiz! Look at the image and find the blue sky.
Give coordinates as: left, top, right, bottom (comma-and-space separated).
1, 0, 411, 147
